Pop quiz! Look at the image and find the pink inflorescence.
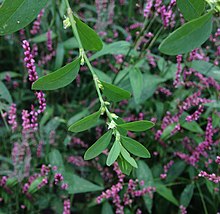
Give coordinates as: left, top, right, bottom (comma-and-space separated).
30, 9, 45, 35
54, 173, 64, 185
198, 171, 220, 184
160, 160, 174, 179
22, 40, 38, 82
179, 205, 187, 214
8, 103, 18, 132
185, 105, 204, 122
174, 55, 183, 87
97, 163, 155, 213
63, 199, 71, 214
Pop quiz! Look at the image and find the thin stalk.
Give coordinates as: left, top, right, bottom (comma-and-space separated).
64, 0, 115, 124
196, 183, 208, 214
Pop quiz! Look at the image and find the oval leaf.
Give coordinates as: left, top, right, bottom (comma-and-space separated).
180, 184, 194, 207
129, 68, 143, 104
118, 155, 133, 175
68, 110, 101, 133
118, 120, 154, 132
74, 15, 103, 51
101, 81, 131, 102
0, 0, 47, 35
84, 130, 113, 160
106, 140, 121, 166
177, 0, 205, 20
32, 58, 80, 90
159, 12, 213, 55
120, 146, 137, 168
121, 136, 151, 158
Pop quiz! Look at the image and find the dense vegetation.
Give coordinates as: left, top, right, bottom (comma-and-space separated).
0, 0, 220, 213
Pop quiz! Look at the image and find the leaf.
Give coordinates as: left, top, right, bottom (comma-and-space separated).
0, 81, 12, 104
180, 112, 204, 134
180, 184, 194, 207
106, 140, 121, 166
90, 41, 130, 61
84, 130, 113, 160
28, 177, 44, 194
0, 0, 47, 35
32, 58, 80, 90
190, 60, 220, 81
101, 202, 114, 214
31, 32, 57, 43
160, 123, 177, 140
101, 81, 131, 102
159, 12, 213, 55
136, 161, 154, 213
68, 110, 101, 133
177, 0, 205, 20
118, 155, 133, 175
118, 120, 154, 132
48, 149, 64, 170
64, 172, 103, 194
155, 183, 179, 206
74, 15, 103, 51
120, 146, 137, 168
129, 68, 143, 104
166, 161, 186, 182
121, 136, 151, 158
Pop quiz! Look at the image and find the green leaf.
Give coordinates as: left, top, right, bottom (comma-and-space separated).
177, 0, 205, 20
32, 58, 80, 90
155, 183, 179, 206
106, 140, 121, 166
74, 15, 103, 51
101, 202, 114, 214
28, 177, 44, 194
0, 81, 12, 104
117, 155, 133, 175
48, 149, 64, 170
84, 130, 113, 160
93, 68, 112, 83
118, 120, 154, 132
136, 161, 154, 214
64, 173, 103, 194
120, 146, 137, 168
166, 161, 186, 182
101, 81, 131, 102
129, 68, 143, 104
180, 112, 204, 134
159, 12, 213, 55
180, 184, 194, 207
121, 136, 151, 158
190, 60, 220, 81
160, 123, 177, 140
31, 32, 57, 43
90, 41, 130, 61
68, 110, 101, 133
0, 0, 47, 35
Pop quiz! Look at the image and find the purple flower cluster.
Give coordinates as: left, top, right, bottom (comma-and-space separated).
30, 9, 44, 35
174, 55, 182, 87
97, 163, 155, 213
160, 160, 174, 179
179, 205, 187, 214
22, 40, 38, 82
185, 105, 204, 122
63, 199, 71, 214
144, 0, 153, 18
198, 171, 220, 183
8, 103, 17, 132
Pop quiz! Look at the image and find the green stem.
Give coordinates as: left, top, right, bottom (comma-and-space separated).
64, 0, 115, 124
196, 183, 208, 214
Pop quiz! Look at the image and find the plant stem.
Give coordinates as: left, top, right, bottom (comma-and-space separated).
64, 0, 115, 124
196, 183, 208, 214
